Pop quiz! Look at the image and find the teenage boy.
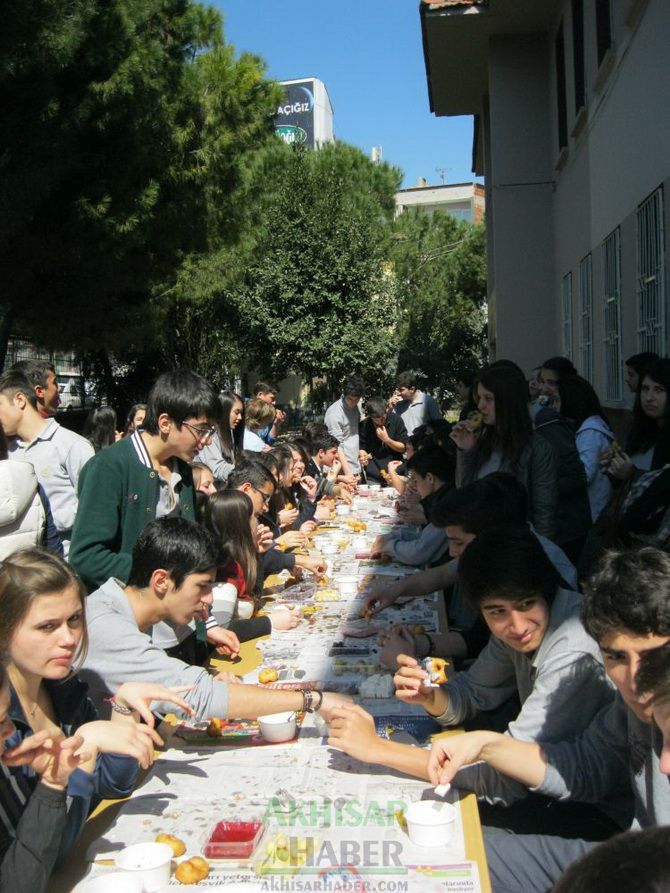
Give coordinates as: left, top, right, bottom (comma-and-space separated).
69, 369, 220, 589
226, 460, 326, 581
254, 381, 284, 445
420, 546, 670, 892
325, 376, 365, 475
358, 396, 408, 483
372, 447, 454, 567
392, 371, 441, 437
367, 473, 577, 666
10, 359, 61, 418
0, 370, 94, 554
307, 431, 353, 503
81, 518, 346, 721
329, 527, 614, 826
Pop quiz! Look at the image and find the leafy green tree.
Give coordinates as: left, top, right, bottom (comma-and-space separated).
0, 0, 280, 369
391, 207, 487, 399
233, 142, 403, 396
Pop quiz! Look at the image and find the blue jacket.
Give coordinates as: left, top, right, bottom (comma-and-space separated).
1, 675, 138, 865
576, 415, 614, 521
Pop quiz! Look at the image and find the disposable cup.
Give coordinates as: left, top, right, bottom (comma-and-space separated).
115, 842, 173, 891
405, 801, 456, 847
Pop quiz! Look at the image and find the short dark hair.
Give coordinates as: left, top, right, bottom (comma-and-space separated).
226, 459, 276, 492
10, 359, 55, 390
127, 517, 220, 589
431, 472, 528, 531
365, 396, 388, 419
406, 446, 455, 487
636, 642, 670, 703
343, 376, 365, 398
625, 351, 659, 375
455, 368, 478, 388
458, 525, 559, 611
143, 370, 220, 435
396, 370, 418, 390
253, 381, 278, 397
311, 432, 339, 455
581, 548, 670, 644
0, 370, 37, 408
551, 828, 670, 893
540, 356, 578, 379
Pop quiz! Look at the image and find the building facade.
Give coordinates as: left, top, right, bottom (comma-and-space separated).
421, 0, 668, 406
396, 179, 485, 223
273, 78, 334, 149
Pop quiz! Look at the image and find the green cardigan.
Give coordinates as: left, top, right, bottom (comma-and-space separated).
69, 437, 196, 590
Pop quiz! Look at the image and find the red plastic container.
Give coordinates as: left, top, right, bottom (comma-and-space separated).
203, 821, 265, 859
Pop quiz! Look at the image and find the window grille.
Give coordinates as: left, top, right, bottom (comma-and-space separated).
562, 273, 573, 360
636, 187, 666, 355
602, 228, 622, 402
579, 254, 593, 381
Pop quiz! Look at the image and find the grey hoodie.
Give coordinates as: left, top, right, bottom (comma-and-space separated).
79, 578, 230, 719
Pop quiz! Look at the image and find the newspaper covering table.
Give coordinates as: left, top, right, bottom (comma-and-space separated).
56, 489, 490, 893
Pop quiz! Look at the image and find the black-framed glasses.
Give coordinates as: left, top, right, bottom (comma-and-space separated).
250, 484, 272, 507
182, 421, 216, 441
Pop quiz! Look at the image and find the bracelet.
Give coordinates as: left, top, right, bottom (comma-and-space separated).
312, 690, 324, 712
104, 696, 133, 716
301, 689, 323, 713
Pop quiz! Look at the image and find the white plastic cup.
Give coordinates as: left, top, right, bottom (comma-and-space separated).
258, 711, 297, 743
115, 842, 173, 891
334, 574, 358, 597
211, 582, 238, 626
405, 801, 456, 847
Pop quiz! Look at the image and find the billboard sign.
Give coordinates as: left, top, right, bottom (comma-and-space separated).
274, 80, 315, 148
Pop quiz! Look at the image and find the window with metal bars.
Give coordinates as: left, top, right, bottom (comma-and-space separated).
595, 0, 613, 66
555, 20, 568, 150
602, 228, 622, 402
636, 187, 666, 356
562, 273, 573, 360
579, 255, 593, 381
572, 0, 585, 113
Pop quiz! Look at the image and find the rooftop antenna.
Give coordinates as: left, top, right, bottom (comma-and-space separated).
435, 166, 451, 184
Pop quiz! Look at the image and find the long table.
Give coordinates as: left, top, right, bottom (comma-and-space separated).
50, 490, 491, 892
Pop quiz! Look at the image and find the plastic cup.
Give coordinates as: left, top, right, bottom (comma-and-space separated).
115, 842, 173, 891
405, 801, 456, 847
258, 711, 297, 743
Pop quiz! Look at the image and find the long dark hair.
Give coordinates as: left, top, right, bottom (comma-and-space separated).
123, 403, 147, 437
269, 444, 295, 516
84, 406, 118, 453
626, 358, 670, 468
218, 391, 244, 464
203, 490, 258, 595
557, 375, 610, 429
475, 362, 533, 469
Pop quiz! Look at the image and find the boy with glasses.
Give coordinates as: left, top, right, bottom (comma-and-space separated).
69, 369, 220, 590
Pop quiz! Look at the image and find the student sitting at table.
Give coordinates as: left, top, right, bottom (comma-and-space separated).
371, 446, 455, 568
365, 473, 577, 667
243, 398, 274, 453
421, 546, 670, 892
80, 517, 348, 722
226, 461, 326, 582
283, 441, 319, 531
358, 396, 408, 484
328, 526, 617, 837
0, 548, 192, 893
198, 390, 245, 483
203, 490, 300, 642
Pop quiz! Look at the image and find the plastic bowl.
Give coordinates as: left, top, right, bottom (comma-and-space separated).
258, 711, 297, 743
405, 801, 456, 847
204, 820, 265, 859
115, 842, 173, 892
334, 574, 359, 597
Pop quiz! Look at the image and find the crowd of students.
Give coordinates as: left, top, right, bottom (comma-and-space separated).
0, 355, 668, 892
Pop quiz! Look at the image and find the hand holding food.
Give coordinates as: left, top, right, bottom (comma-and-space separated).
393, 654, 444, 713
278, 506, 300, 528
256, 523, 275, 553
449, 420, 477, 451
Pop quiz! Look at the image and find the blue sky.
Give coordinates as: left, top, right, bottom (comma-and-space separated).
214, 1, 476, 189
